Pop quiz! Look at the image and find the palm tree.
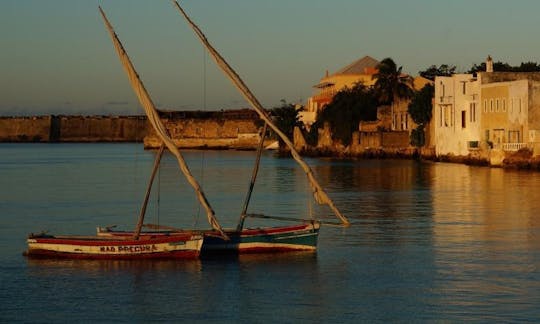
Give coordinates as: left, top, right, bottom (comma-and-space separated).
373, 58, 414, 130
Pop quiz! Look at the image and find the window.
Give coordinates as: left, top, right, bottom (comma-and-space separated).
405, 114, 408, 130
439, 106, 443, 127
462, 82, 466, 95
490, 99, 494, 112
484, 99, 487, 113
502, 98, 506, 112
493, 129, 505, 144
519, 98, 522, 113
462, 110, 466, 128
508, 130, 520, 143
470, 103, 476, 122
496, 99, 499, 112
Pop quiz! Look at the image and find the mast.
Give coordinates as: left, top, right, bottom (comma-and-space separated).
171, 1, 350, 226
237, 123, 267, 231
134, 144, 165, 240
98, 6, 228, 239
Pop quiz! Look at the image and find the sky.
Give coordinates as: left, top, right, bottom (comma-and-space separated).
2, 0, 540, 116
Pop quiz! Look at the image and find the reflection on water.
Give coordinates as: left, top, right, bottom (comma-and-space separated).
1, 144, 540, 321
430, 164, 540, 319
26, 258, 203, 274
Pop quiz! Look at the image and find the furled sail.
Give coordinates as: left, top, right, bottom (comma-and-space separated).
98, 7, 228, 239
171, 1, 350, 226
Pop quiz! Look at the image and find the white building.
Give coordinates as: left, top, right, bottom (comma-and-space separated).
433, 74, 481, 156
433, 61, 540, 158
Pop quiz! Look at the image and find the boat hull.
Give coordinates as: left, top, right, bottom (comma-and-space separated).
24, 234, 203, 259
97, 223, 320, 254
204, 223, 320, 254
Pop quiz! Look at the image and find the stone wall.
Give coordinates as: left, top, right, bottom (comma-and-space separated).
0, 115, 147, 142
0, 110, 260, 146
163, 118, 259, 139
144, 117, 264, 150
0, 116, 52, 142
57, 116, 147, 142
359, 131, 382, 148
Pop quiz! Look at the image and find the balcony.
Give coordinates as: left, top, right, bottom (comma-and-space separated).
502, 143, 528, 151
492, 142, 528, 151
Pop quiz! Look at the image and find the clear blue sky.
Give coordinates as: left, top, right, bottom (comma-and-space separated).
2, 0, 540, 115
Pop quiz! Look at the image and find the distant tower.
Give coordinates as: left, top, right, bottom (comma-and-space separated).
486, 55, 494, 72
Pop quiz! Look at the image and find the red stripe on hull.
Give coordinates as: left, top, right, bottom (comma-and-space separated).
23, 249, 200, 260
32, 235, 195, 246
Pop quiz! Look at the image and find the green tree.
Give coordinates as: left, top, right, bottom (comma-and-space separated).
373, 58, 414, 131
270, 100, 302, 146
468, 61, 512, 73
311, 83, 378, 146
373, 57, 414, 106
407, 84, 434, 147
516, 61, 540, 72
467, 60, 540, 73
419, 64, 456, 81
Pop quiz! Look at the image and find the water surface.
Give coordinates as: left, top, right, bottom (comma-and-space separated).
1, 143, 539, 322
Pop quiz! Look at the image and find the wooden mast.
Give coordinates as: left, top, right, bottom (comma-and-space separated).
133, 144, 165, 240
171, 1, 350, 226
237, 123, 268, 231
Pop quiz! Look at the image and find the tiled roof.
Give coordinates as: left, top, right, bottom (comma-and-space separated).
333, 56, 379, 75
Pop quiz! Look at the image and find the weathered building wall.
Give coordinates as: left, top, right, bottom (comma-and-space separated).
0, 116, 52, 142
381, 131, 410, 147
528, 81, 540, 136
434, 74, 482, 156
359, 132, 382, 148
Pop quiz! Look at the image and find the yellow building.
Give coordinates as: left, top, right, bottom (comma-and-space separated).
301, 56, 379, 126
479, 76, 532, 150
433, 67, 540, 160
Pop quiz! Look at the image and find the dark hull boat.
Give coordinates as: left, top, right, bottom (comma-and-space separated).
202, 223, 320, 254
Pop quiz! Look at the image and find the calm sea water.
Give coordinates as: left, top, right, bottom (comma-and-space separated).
1, 143, 539, 322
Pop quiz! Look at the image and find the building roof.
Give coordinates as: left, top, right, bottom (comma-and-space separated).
333, 55, 380, 75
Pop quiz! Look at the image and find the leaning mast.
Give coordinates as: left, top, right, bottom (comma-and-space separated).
99, 6, 228, 239
171, 1, 349, 226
